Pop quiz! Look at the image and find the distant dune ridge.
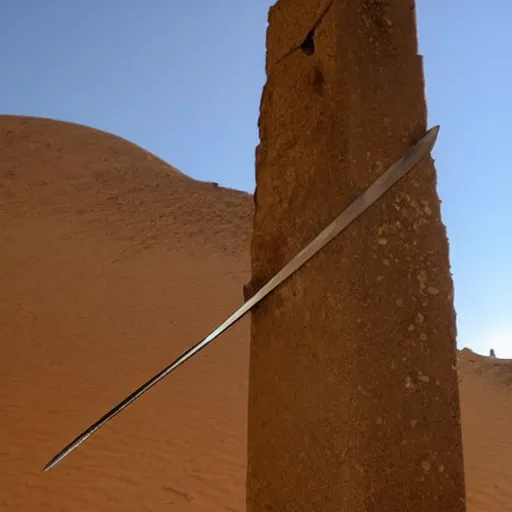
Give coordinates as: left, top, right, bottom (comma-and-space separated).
0, 115, 510, 511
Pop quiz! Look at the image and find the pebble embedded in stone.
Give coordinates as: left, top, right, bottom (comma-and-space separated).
418, 372, 430, 383
421, 461, 431, 472
417, 270, 427, 291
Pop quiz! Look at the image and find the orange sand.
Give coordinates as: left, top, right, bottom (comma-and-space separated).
1, 116, 510, 511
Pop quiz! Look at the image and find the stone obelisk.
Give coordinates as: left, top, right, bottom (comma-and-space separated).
245, 1, 466, 510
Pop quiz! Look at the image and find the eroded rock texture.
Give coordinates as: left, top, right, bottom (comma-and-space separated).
246, 1, 466, 510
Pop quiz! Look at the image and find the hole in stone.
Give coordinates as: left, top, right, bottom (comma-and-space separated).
301, 30, 315, 56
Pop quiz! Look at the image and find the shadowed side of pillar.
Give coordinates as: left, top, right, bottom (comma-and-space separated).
246, 1, 466, 511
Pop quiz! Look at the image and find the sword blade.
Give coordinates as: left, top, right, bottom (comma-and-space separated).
43, 125, 439, 472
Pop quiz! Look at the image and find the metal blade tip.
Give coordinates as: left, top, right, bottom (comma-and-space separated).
43, 444, 76, 472
426, 125, 440, 144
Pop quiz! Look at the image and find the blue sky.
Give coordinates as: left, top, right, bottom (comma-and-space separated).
2, 2, 511, 358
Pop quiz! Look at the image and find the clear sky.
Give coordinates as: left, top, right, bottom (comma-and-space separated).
2, 2, 511, 358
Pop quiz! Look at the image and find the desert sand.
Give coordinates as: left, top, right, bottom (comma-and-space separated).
0, 115, 510, 511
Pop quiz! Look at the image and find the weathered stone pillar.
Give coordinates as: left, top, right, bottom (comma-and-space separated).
246, 1, 466, 510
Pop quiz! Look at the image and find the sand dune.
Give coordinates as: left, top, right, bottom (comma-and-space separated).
1, 115, 510, 511
458, 350, 512, 511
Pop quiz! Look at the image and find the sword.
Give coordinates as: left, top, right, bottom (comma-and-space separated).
43, 125, 439, 472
